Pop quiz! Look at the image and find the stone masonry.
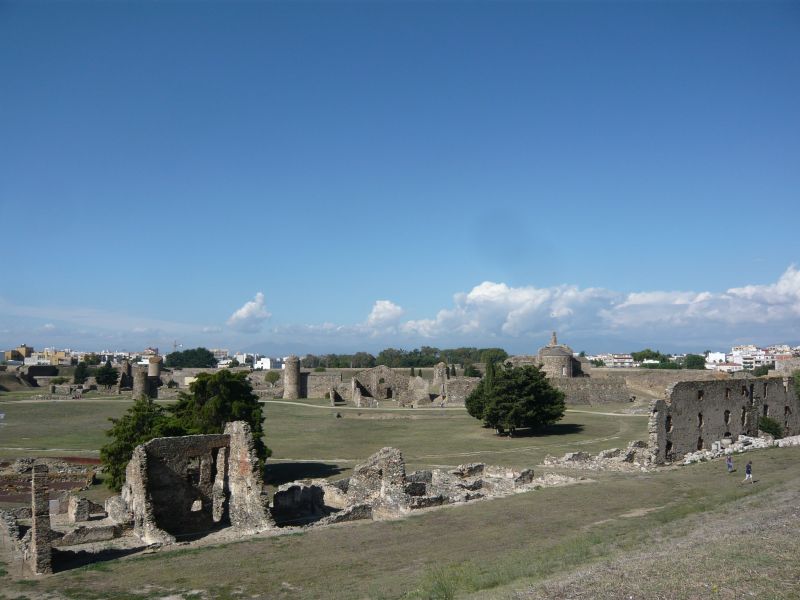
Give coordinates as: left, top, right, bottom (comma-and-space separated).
29, 464, 52, 574
649, 376, 800, 463
118, 421, 272, 544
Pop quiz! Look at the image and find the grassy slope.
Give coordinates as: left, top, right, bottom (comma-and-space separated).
2, 447, 797, 598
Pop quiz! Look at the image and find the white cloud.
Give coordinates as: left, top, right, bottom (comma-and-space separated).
366, 300, 405, 327
226, 292, 272, 333
201, 326, 222, 334
400, 266, 800, 346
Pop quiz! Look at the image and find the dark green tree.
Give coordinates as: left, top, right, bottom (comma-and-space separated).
95, 360, 119, 389
84, 353, 102, 366
73, 362, 89, 384
170, 369, 270, 460
484, 359, 496, 391
165, 347, 217, 369
758, 416, 783, 439
463, 361, 481, 377
479, 348, 508, 366
100, 397, 185, 491
751, 363, 775, 377
467, 364, 565, 435
684, 354, 706, 370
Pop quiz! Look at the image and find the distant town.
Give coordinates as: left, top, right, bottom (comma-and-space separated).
3, 342, 800, 374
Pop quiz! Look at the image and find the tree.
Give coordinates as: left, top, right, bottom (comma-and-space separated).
631, 349, 669, 363
484, 359, 496, 392
466, 364, 565, 435
84, 353, 102, 366
95, 360, 119, 389
758, 416, 783, 439
684, 354, 706, 370
170, 369, 270, 460
165, 347, 217, 369
463, 361, 481, 377
264, 371, 281, 384
73, 362, 89, 384
590, 359, 605, 367
100, 397, 185, 491
479, 348, 509, 366
752, 363, 775, 377
229, 358, 240, 367
450, 365, 456, 377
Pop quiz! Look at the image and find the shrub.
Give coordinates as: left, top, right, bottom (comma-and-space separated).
314, 366, 326, 372
759, 415, 783, 439
265, 371, 281, 384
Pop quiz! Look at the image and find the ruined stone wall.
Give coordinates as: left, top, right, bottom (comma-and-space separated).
223, 421, 273, 532
444, 377, 481, 406
119, 423, 272, 544
353, 365, 409, 400
29, 464, 52, 574
304, 372, 346, 398
550, 378, 630, 405
591, 368, 726, 398
648, 377, 800, 463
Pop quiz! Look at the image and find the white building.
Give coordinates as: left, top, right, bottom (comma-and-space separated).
607, 354, 636, 368
254, 357, 283, 370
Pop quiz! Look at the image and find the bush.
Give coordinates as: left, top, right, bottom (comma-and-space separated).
759, 416, 783, 439
50, 376, 69, 385
314, 366, 326, 372
265, 371, 281, 384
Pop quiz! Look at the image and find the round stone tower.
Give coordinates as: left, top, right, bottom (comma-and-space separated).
147, 356, 161, 378
283, 355, 300, 400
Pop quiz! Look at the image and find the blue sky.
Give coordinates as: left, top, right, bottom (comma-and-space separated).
1, 1, 799, 355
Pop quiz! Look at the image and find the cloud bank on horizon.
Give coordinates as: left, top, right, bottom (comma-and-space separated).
1, 266, 799, 353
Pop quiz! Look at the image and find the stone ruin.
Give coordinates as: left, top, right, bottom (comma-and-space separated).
648, 376, 800, 463
270, 446, 577, 528
114, 421, 272, 544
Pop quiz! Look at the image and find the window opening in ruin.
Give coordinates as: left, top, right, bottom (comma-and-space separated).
698, 412, 704, 428
724, 409, 730, 425
741, 407, 747, 427
697, 437, 704, 450
665, 414, 673, 432
750, 385, 755, 406
386, 387, 393, 399
665, 440, 673, 456
725, 387, 731, 400
763, 404, 769, 417
742, 385, 747, 397
186, 456, 201, 486
697, 390, 704, 400
764, 383, 768, 398
786, 406, 791, 417
379, 378, 385, 384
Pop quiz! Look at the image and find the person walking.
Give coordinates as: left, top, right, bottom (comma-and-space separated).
742, 460, 753, 484
726, 455, 734, 473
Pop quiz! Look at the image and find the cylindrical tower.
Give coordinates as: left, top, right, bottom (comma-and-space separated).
283, 355, 300, 400
147, 356, 161, 378
132, 367, 149, 398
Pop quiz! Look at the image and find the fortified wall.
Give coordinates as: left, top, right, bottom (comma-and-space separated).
648, 376, 800, 463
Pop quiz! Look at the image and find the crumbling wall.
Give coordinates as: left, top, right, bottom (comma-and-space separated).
550, 378, 630, 405
224, 421, 273, 532
649, 377, 800, 463
352, 365, 409, 401
29, 464, 52, 574
444, 377, 481, 406
119, 423, 272, 544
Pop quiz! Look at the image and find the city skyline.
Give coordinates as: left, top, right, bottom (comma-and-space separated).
1, 2, 798, 354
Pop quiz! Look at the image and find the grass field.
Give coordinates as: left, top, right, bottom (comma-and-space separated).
1, 391, 797, 599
